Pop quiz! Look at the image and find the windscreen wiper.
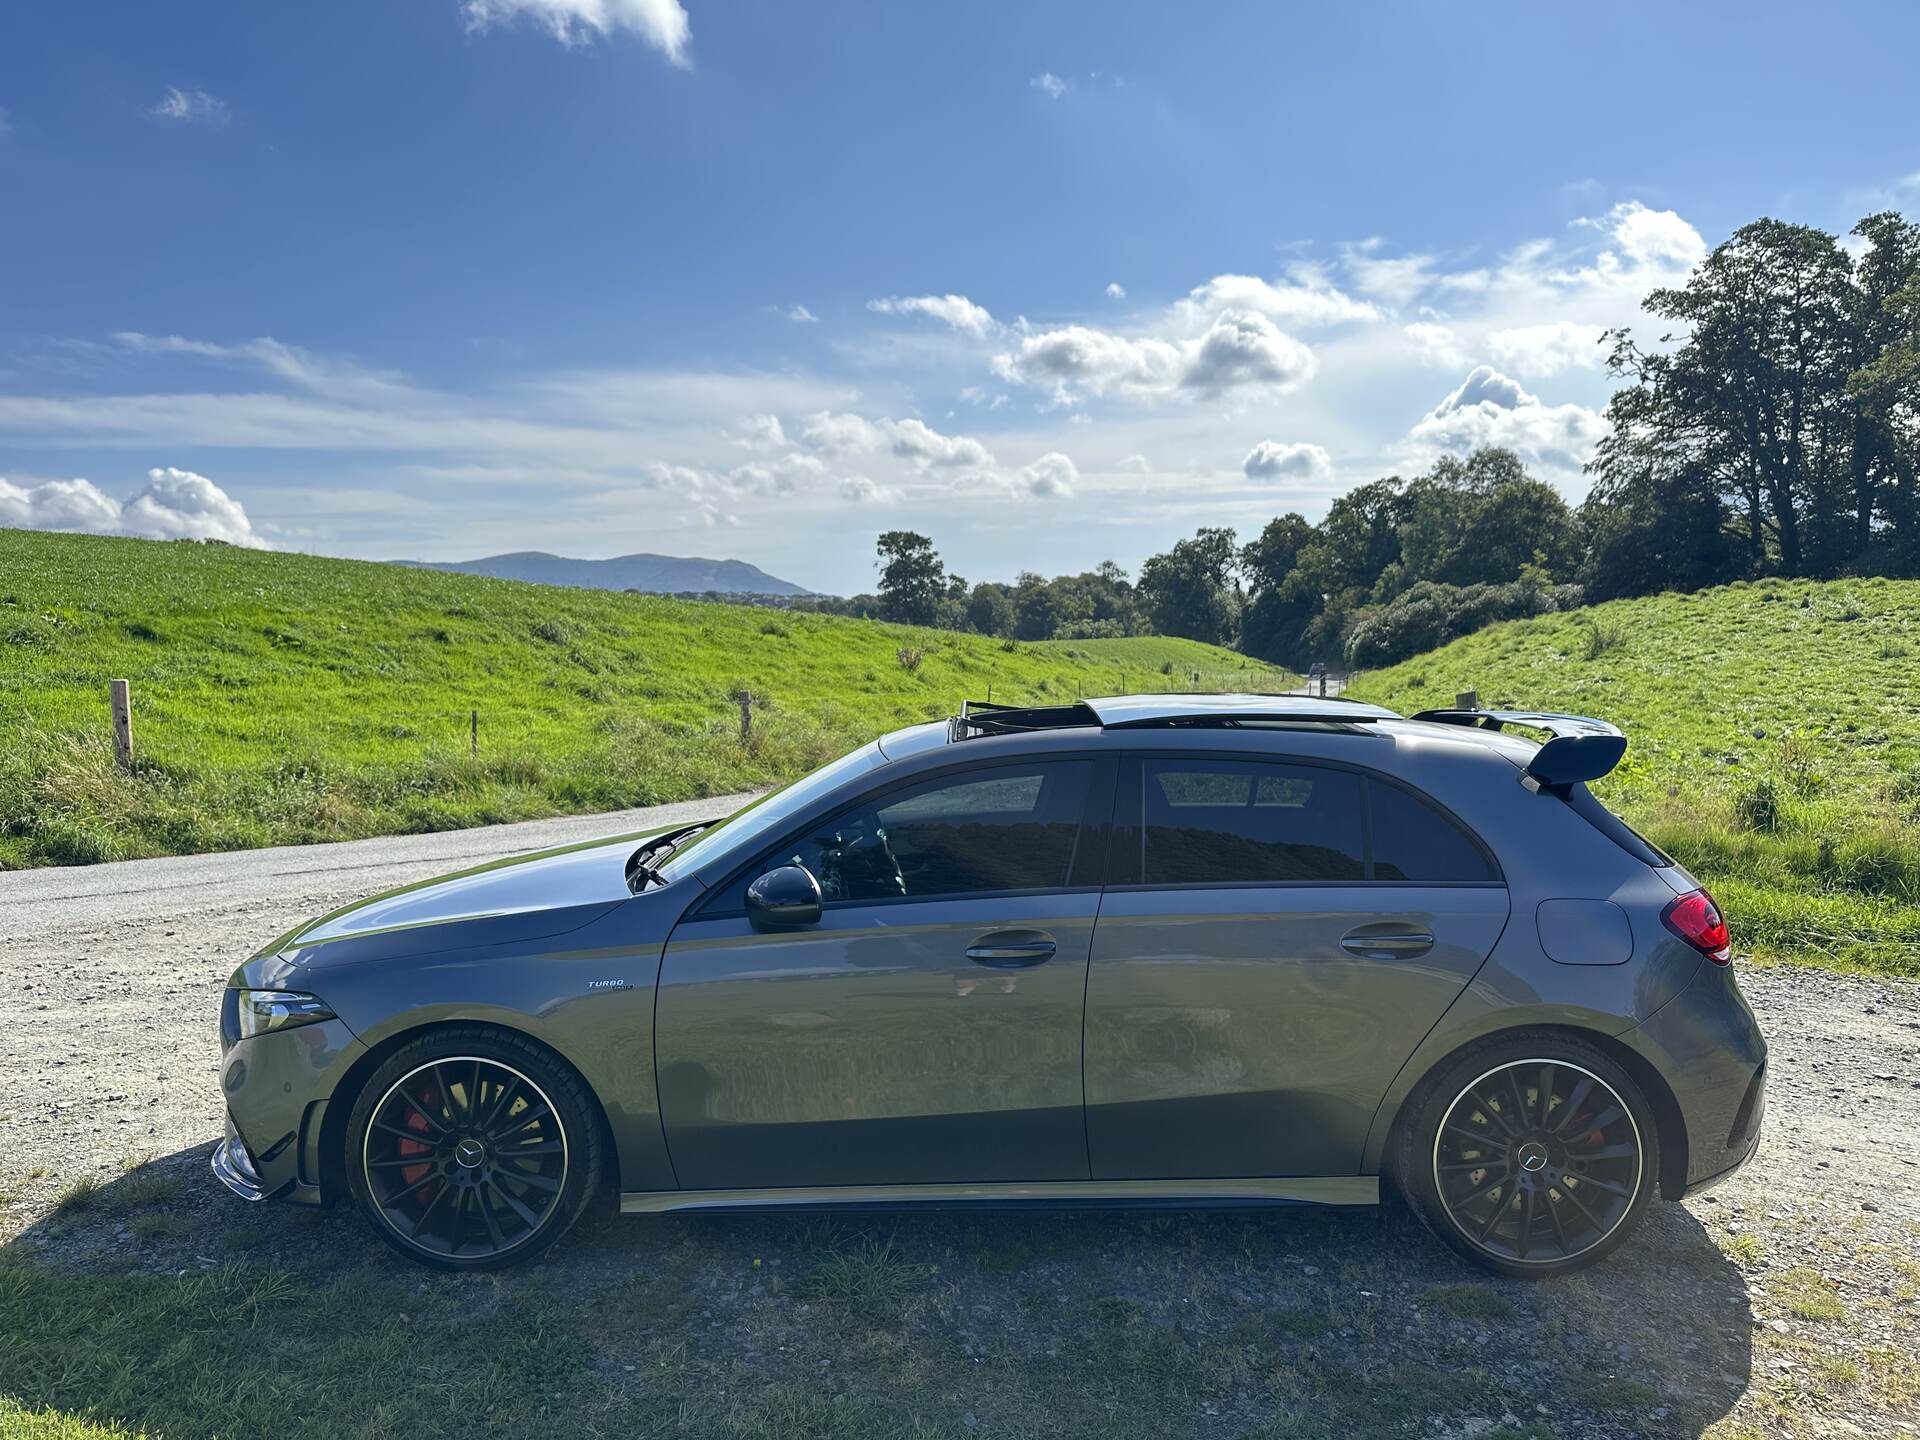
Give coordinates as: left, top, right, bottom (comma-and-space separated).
624, 820, 719, 893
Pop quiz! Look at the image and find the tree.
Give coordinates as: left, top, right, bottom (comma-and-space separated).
1596, 219, 1860, 577
1846, 212, 1920, 570
965, 581, 1015, 637
1137, 527, 1241, 645
874, 531, 946, 626
1239, 514, 1316, 664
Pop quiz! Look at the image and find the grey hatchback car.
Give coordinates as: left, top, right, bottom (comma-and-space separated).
215, 694, 1765, 1277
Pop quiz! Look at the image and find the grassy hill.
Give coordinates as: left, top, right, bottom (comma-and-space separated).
1349, 577, 1920, 976
0, 530, 1293, 869
1030, 635, 1289, 691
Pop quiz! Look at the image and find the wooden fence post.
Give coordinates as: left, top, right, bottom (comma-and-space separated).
738, 690, 753, 743
1456, 689, 1479, 713
109, 679, 134, 770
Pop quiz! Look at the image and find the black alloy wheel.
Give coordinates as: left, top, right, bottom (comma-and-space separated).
1400, 1034, 1659, 1277
345, 1027, 603, 1269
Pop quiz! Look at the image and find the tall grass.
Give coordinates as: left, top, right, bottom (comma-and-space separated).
1352, 577, 1920, 977
0, 530, 1293, 867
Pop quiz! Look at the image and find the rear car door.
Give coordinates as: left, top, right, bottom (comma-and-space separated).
1084, 754, 1508, 1179
656, 756, 1110, 1190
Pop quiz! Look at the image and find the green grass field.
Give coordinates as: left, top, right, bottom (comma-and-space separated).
0, 529, 1292, 869
1349, 577, 1920, 977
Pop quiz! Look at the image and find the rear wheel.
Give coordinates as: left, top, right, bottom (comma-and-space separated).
344, 1027, 604, 1270
1397, 1033, 1660, 1278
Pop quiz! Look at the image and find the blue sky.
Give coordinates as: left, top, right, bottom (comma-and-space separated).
3, 1, 1918, 593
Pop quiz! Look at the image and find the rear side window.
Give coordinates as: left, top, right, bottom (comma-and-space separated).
1134, 759, 1366, 884
1564, 784, 1672, 867
1113, 758, 1498, 886
1370, 780, 1498, 882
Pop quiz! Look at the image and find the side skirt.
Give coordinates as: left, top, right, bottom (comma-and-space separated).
620, 1176, 1379, 1214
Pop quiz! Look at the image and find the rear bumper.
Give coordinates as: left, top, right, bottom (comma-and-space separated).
1680, 1058, 1766, 1197
1621, 961, 1768, 1196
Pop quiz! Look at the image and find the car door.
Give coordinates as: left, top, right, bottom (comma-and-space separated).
1084, 753, 1509, 1179
655, 756, 1111, 1190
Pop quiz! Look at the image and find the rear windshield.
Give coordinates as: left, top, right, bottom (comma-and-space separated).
1563, 784, 1672, 867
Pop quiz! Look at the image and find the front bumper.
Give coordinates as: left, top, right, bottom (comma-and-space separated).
216, 1013, 368, 1206
211, 1121, 271, 1202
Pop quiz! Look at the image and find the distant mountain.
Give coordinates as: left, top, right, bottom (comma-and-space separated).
393, 551, 811, 596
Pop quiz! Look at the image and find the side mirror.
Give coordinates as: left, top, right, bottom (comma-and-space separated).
745, 865, 822, 930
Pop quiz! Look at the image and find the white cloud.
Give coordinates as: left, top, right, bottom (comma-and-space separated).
993, 309, 1314, 404
149, 87, 228, 125
1242, 441, 1332, 482
1598, 201, 1707, 270
461, 0, 691, 63
122, 468, 268, 545
839, 475, 898, 504
1181, 272, 1381, 327
866, 293, 997, 338
1105, 282, 1127, 299
1403, 321, 1467, 369
992, 325, 1182, 402
1182, 310, 1316, 395
1030, 72, 1069, 100
884, 417, 995, 469
1338, 241, 1439, 306
1408, 366, 1607, 472
798, 410, 883, 456
1487, 321, 1609, 377
1018, 452, 1077, 498
1, 468, 266, 547
775, 303, 818, 324
0, 476, 124, 535
1118, 454, 1152, 474
736, 413, 786, 450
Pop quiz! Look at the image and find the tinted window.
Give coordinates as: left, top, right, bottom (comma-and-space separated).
1564, 784, 1671, 867
766, 762, 1091, 903
1138, 760, 1365, 884
1368, 780, 1497, 881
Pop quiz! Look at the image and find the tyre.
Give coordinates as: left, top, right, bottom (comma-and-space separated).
1395, 1031, 1660, 1278
343, 1025, 605, 1270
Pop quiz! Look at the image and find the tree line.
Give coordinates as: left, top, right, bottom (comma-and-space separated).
797, 208, 1919, 670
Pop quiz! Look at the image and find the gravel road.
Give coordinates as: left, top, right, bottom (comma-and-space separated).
2, 806, 1916, 1437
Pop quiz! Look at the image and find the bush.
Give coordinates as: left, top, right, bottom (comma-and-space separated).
1735, 776, 1783, 833
894, 646, 924, 673
1343, 580, 1584, 668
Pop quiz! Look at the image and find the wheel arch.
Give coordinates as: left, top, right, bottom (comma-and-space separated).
1376, 1022, 1690, 1202
317, 1017, 616, 1205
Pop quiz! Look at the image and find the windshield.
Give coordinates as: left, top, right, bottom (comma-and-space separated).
655, 739, 885, 883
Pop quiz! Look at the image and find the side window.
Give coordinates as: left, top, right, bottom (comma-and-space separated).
1367, 779, 1498, 882
1136, 759, 1365, 884
758, 761, 1092, 904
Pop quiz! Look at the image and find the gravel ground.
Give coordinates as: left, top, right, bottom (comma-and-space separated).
1, 807, 1916, 1438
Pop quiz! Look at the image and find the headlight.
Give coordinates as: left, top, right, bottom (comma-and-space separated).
234, 989, 336, 1039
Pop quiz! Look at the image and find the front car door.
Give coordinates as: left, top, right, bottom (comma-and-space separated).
655, 756, 1110, 1190
1085, 753, 1509, 1179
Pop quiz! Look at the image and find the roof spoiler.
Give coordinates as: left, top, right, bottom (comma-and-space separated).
1411, 708, 1627, 788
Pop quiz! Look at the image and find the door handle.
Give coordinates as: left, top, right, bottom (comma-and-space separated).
1340, 927, 1436, 959
965, 930, 1057, 968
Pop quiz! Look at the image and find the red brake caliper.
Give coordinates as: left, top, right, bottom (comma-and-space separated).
399, 1086, 436, 1201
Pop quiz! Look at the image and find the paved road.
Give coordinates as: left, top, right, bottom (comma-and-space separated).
0, 792, 759, 940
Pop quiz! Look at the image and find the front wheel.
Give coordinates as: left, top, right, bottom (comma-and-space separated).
344, 1026, 605, 1270
1397, 1033, 1660, 1278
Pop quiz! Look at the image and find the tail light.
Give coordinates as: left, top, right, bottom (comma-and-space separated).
1662, 889, 1731, 965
